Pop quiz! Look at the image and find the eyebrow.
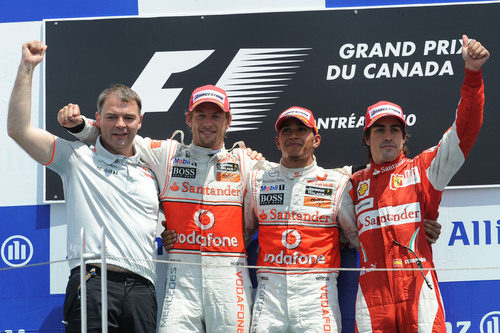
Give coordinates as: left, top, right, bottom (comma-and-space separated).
372, 124, 401, 129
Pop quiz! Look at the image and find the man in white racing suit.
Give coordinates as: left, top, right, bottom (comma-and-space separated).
244, 107, 359, 332
59, 84, 265, 332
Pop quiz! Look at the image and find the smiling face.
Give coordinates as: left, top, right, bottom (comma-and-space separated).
365, 117, 405, 164
186, 102, 231, 150
276, 118, 320, 168
96, 94, 142, 157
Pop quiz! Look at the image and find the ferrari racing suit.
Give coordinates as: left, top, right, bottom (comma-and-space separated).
348, 69, 484, 332
244, 160, 358, 333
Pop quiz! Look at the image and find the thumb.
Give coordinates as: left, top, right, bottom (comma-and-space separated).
161, 220, 168, 228
462, 34, 469, 50
72, 105, 81, 118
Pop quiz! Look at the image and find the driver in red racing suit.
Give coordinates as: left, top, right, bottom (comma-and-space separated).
346, 35, 489, 332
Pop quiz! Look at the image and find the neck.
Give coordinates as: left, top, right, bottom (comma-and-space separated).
372, 152, 404, 165
100, 138, 134, 157
193, 141, 224, 151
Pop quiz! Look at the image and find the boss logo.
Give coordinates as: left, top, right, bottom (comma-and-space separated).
172, 166, 196, 179
260, 193, 284, 205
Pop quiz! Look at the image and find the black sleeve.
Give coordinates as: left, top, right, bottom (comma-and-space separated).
64, 120, 85, 133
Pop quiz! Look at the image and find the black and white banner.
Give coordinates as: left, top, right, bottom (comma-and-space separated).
44, 3, 500, 201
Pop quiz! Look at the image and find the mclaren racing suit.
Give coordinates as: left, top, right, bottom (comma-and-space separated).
244, 160, 358, 333
73, 125, 263, 332
348, 69, 484, 332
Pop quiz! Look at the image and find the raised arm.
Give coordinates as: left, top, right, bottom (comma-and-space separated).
7, 41, 55, 165
425, 35, 489, 191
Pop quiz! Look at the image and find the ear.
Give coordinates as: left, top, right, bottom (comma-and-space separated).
313, 134, 321, 149
138, 114, 143, 130
225, 113, 232, 130
275, 135, 281, 151
186, 112, 192, 128
95, 112, 101, 127
364, 135, 371, 147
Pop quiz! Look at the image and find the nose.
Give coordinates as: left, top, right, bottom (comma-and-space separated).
202, 117, 215, 127
289, 129, 300, 138
383, 131, 393, 141
115, 117, 126, 128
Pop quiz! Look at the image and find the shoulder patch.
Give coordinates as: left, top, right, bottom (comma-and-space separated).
150, 140, 162, 149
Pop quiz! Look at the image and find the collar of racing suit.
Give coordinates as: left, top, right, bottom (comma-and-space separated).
278, 157, 318, 179
369, 152, 406, 175
188, 143, 225, 161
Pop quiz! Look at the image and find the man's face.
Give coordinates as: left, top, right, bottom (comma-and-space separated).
186, 103, 231, 150
276, 118, 320, 165
365, 117, 405, 164
96, 95, 142, 157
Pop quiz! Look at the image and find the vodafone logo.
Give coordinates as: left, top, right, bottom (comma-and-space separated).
194, 209, 215, 230
282, 229, 301, 250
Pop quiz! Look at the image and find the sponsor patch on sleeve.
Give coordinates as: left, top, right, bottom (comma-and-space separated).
357, 179, 370, 199
150, 140, 162, 148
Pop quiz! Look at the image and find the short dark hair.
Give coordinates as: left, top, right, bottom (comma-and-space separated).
362, 122, 410, 162
97, 84, 142, 115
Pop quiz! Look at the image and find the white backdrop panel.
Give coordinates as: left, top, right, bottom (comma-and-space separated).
0, 21, 45, 207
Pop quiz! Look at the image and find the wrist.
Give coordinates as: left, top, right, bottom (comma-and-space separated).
19, 61, 36, 73
65, 119, 85, 133
465, 63, 481, 72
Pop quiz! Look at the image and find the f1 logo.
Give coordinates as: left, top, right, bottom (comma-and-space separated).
132, 50, 215, 114
131, 48, 310, 131
1, 235, 34, 267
